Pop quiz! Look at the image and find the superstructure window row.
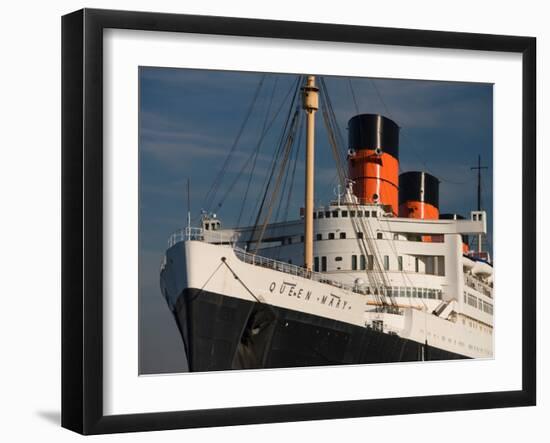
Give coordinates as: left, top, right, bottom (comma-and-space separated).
313, 253, 443, 274
314, 209, 378, 219
359, 286, 443, 300
463, 291, 493, 315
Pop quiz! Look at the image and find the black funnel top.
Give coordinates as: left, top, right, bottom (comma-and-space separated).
348, 114, 399, 158
399, 171, 439, 208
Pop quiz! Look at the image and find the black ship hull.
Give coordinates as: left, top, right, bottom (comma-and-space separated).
174, 288, 468, 372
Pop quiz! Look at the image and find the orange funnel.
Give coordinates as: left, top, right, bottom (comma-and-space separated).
347, 114, 399, 215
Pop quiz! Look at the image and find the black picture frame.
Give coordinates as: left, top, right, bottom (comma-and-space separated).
61, 8, 536, 435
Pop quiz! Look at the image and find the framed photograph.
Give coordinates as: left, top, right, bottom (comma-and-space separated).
61, 8, 536, 434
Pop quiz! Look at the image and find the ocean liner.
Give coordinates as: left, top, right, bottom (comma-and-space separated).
159, 75, 493, 372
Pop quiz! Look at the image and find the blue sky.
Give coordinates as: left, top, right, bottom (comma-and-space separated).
138, 67, 493, 374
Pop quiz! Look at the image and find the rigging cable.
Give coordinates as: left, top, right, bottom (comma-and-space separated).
215, 77, 299, 212
203, 74, 266, 212
248, 76, 302, 233
274, 113, 304, 260
348, 77, 360, 114
274, 112, 304, 223
252, 109, 301, 253
236, 77, 280, 227
320, 77, 396, 306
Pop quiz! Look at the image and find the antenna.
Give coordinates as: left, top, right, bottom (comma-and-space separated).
470, 155, 488, 211
187, 178, 191, 230
470, 155, 488, 253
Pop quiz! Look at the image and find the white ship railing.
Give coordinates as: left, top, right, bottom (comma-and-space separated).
232, 247, 443, 301
233, 247, 378, 295
168, 227, 235, 248
464, 274, 493, 298
167, 227, 444, 302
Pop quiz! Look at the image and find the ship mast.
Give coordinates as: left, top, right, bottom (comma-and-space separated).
302, 76, 319, 271
471, 155, 488, 253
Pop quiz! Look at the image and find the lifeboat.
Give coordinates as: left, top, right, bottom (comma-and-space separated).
462, 255, 476, 271
472, 260, 493, 278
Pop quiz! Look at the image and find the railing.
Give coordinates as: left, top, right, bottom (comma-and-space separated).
168, 227, 236, 248
464, 274, 493, 298
233, 247, 318, 279
233, 247, 379, 295
167, 226, 445, 302
233, 247, 443, 302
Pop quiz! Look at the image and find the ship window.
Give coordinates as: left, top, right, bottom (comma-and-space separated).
407, 287, 412, 298
339, 232, 346, 239
437, 256, 445, 276
205, 223, 210, 230
368, 255, 374, 270
325, 211, 331, 218
335, 256, 343, 262
350, 210, 356, 217
316, 233, 322, 241
377, 232, 383, 240
360, 255, 366, 270
352, 255, 357, 270
287, 237, 293, 245
383, 255, 389, 270
300, 236, 304, 243
342, 210, 348, 217
357, 210, 363, 217
400, 287, 406, 297
314, 256, 319, 272
328, 233, 335, 240
398, 256, 403, 271
365, 211, 370, 218
415, 257, 420, 273
318, 212, 324, 218
313, 212, 317, 219
426, 256, 435, 275
332, 210, 339, 217
321, 256, 327, 272
357, 232, 364, 239
412, 288, 417, 298
371, 211, 377, 217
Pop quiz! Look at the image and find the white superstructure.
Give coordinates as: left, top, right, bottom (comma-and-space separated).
162, 196, 493, 360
